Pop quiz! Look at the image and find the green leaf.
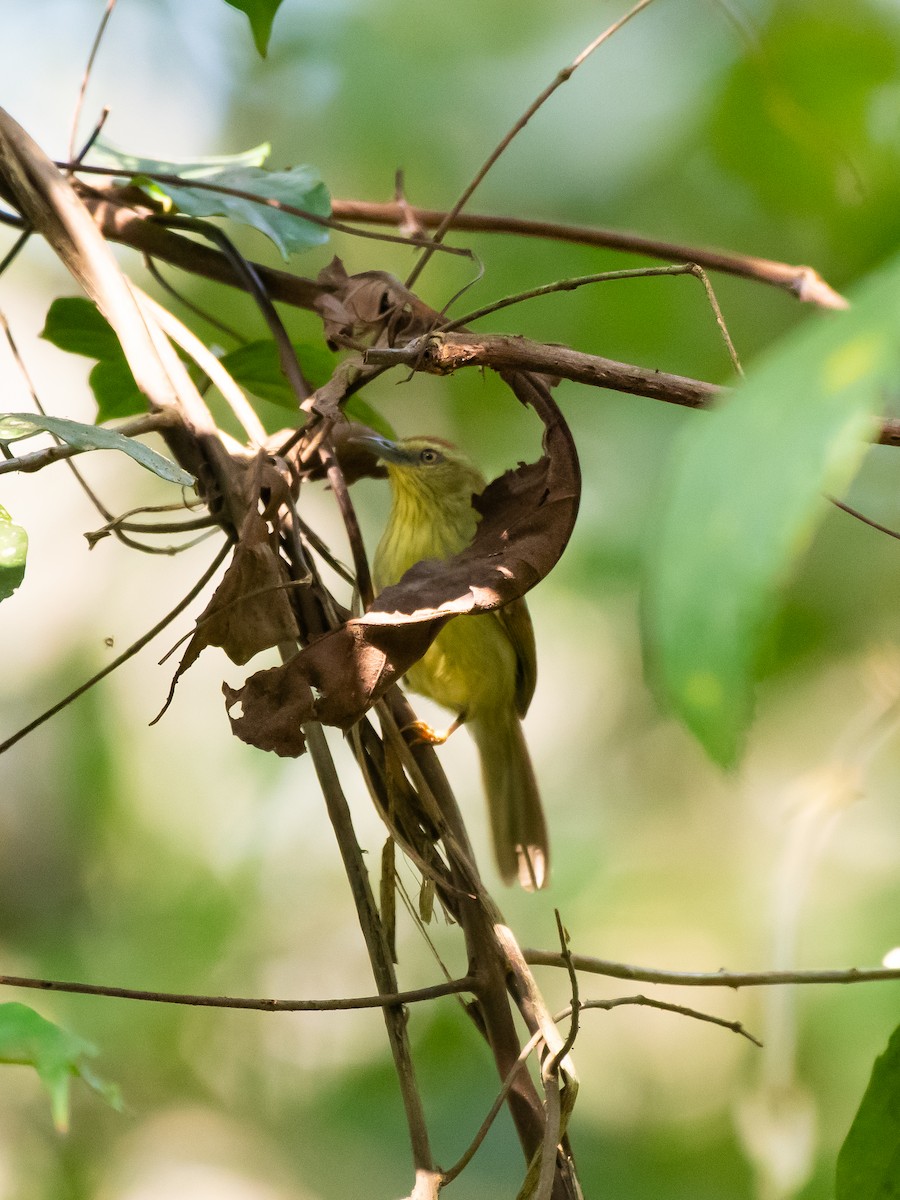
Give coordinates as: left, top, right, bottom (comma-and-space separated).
836, 1024, 900, 1198
41, 297, 144, 421
92, 142, 272, 178
221, 0, 285, 56
0, 504, 27, 602
93, 142, 330, 260
219, 339, 337, 405
644, 252, 900, 766
0, 413, 195, 488
0, 1003, 122, 1132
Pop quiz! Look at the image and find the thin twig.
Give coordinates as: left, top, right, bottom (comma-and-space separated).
0, 228, 32, 277
0, 540, 230, 756
830, 496, 900, 541
144, 255, 248, 345
301, 715, 435, 1173
689, 263, 743, 376
441, 1025, 545, 1185
405, 0, 658, 289
157, 213, 312, 407
67, 0, 117, 163
523, 950, 900, 988
548, 911, 579, 1075
577, 997, 762, 1047
443, 987, 758, 1186
60, 163, 475, 258
442, 264, 700, 331
0, 971, 473, 1012
331, 199, 848, 309
442, 260, 744, 378
319, 437, 374, 608
535, 1067, 563, 1200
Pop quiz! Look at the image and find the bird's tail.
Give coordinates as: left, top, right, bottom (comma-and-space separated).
470, 710, 549, 890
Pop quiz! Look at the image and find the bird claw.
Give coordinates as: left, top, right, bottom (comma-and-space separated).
402, 716, 463, 746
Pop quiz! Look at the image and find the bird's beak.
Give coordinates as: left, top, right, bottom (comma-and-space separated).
353, 433, 408, 466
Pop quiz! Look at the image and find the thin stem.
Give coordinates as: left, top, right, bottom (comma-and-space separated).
523, 950, 900, 988
577, 997, 762, 1047
0, 971, 473, 1012
67, 0, 117, 163
61, 163, 474, 258
301, 716, 434, 1173
548, 910, 579, 1075
331, 199, 847, 309
830, 496, 900, 541
320, 437, 374, 608
0, 540, 230, 756
441, 264, 698, 331
144, 255, 248, 345
405, 0, 658, 289
443, 989, 761, 1187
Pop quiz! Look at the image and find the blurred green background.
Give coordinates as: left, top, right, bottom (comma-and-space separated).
2, 0, 900, 1196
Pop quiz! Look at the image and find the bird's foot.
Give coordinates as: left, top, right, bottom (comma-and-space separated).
402, 715, 464, 746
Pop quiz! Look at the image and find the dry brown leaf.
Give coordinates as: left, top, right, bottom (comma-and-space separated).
314, 258, 432, 350
187, 508, 299, 668
226, 385, 579, 754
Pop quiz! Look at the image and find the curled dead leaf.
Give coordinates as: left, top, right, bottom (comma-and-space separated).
226, 378, 580, 754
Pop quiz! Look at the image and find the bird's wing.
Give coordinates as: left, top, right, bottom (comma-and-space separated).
496, 597, 537, 718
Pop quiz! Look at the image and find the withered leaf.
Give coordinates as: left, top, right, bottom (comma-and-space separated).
193, 507, 299, 666
314, 258, 431, 351
157, 505, 300, 725
226, 384, 580, 755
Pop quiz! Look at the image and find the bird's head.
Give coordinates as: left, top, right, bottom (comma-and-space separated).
359, 434, 486, 505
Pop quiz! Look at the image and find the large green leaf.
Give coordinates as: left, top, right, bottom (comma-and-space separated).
0, 1003, 121, 1132
93, 142, 331, 260
221, 0, 285, 56
644, 252, 900, 766
41, 297, 144, 420
836, 1024, 900, 1198
0, 413, 195, 487
0, 504, 27, 602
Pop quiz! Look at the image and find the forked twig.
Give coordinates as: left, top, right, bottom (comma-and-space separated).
442, 990, 757, 1186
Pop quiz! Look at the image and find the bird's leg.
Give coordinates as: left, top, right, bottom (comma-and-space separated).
403, 712, 466, 746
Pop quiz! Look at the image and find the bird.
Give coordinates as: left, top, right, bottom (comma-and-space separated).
364, 433, 549, 890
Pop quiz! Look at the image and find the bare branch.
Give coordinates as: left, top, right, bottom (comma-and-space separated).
524, 950, 900, 988
332, 199, 848, 309
301, 715, 435, 1173
0, 411, 181, 476
0, 540, 230, 756
0, 970, 473, 1012
365, 331, 722, 409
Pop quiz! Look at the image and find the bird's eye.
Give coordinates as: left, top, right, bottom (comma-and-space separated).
419, 448, 440, 465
